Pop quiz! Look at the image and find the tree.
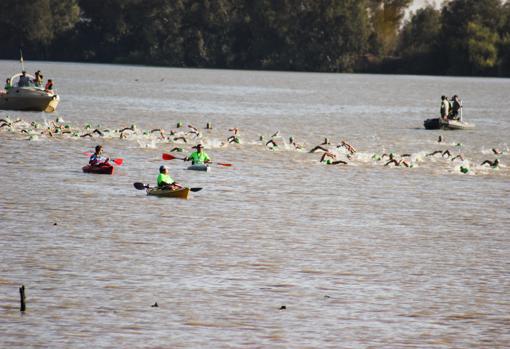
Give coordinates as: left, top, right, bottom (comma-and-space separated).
0, 0, 79, 58
368, 0, 412, 56
439, 0, 503, 75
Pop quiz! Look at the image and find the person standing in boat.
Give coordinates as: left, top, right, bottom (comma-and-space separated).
449, 95, 462, 120
34, 70, 43, 87
89, 145, 110, 166
18, 71, 31, 87
157, 165, 182, 190
184, 144, 211, 165
440, 95, 449, 121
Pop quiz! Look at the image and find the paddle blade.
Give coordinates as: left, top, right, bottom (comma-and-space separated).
162, 153, 176, 160
190, 187, 203, 192
112, 158, 123, 166
133, 182, 148, 190
83, 152, 92, 156
217, 162, 232, 167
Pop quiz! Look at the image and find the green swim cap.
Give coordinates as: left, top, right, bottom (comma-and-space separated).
460, 166, 469, 174
177, 121, 183, 128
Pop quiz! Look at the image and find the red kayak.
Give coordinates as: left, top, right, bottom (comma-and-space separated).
82, 163, 114, 175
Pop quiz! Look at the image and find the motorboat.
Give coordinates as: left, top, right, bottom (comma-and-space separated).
0, 72, 60, 112
423, 118, 475, 130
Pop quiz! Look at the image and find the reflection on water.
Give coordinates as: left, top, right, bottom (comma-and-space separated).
0, 61, 509, 348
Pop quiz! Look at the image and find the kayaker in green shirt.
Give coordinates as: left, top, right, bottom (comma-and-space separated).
157, 165, 182, 190
185, 144, 211, 165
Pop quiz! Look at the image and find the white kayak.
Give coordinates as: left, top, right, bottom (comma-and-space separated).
187, 164, 211, 172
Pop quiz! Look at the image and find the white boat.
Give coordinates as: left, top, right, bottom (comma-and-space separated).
187, 164, 211, 172
0, 73, 60, 112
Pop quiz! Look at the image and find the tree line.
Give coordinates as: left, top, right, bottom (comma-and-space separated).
1, 0, 509, 76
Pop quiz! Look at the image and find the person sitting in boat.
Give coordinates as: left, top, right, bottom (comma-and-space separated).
185, 144, 211, 165
440, 95, 449, 121
45, 79, 54, 92
4, 78, 12, 91
18, 71, 31, 87
89, 145, 109, 166
157, 165, 182, 190
449, 95, 462, 120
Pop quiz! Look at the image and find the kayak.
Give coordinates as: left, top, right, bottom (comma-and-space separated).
146, 187, 190, 199
187, 164, 210, 172
82, 164, 114, 175
424, 118, 475, 130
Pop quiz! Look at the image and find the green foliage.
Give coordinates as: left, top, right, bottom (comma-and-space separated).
368, 0, 413, 55
466, 22, 499, 73
1, 0, 510, 76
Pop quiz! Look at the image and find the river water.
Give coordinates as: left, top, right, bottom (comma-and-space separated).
0, 60, 509, 348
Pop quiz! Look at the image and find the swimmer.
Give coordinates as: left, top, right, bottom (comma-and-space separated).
309, 145, 329, 153
438, 135, 443, 143
170, 147, 184, 152
266, 139, 278, 149
320, 152, 347, 165
384, 153, 411, 167
427, 150, 451, 158
173, 136, 188, 143
481, 159, 500, 168
451, 154, 464, 161
337, 140, 356, 154
492, 148, 502, 155
227, 128, 240, 143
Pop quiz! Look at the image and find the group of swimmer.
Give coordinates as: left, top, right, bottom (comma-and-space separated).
0, 115, 505, 176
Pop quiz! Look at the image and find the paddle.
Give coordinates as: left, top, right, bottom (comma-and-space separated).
133, 182, 202, 192
162, 153, 232, 167
84, 152, 123, 165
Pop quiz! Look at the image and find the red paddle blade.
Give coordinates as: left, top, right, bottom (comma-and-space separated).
162, 153, 176, 160
217, 162, 232, 167
112, 158, 123, 166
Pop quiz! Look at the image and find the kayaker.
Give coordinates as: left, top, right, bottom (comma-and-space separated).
185, 144, 211, 165
157, 165, 182, 190
89, 145, 109, 166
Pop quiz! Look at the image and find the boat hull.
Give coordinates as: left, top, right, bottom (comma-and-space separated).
82, 164, 114, 175
146, 187, 190, 199
187, 164, 210, 172
0, 88, 60, 112
424, 118, 475, 130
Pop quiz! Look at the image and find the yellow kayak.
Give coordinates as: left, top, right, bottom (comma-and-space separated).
146, 187, 190, 199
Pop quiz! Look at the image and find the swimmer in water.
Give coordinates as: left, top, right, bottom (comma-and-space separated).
427, 149, 451, 158
481, 159, 500, 168
320, 152, 347, 165
337, 140, 356, 154
227, 128, 240, 144
384, 153, 411, 167
266, 139, 278, 149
